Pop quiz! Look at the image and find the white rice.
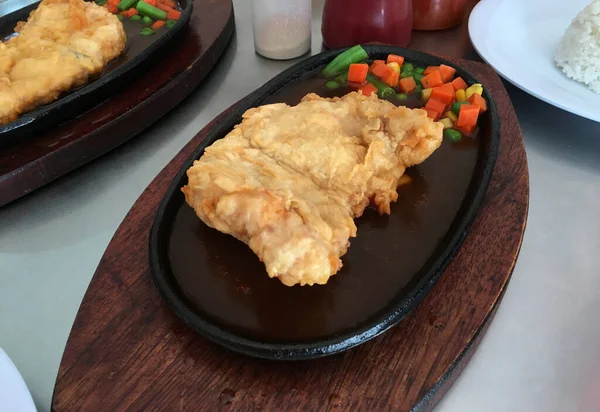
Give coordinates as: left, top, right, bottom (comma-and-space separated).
555, 0, 600, 93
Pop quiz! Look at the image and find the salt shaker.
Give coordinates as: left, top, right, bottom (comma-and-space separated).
252, 0, 312, 60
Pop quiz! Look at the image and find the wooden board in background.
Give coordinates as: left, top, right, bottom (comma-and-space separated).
51, 57, 529, 412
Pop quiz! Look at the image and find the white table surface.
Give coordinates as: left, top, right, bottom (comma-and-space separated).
2, 1, 600, 411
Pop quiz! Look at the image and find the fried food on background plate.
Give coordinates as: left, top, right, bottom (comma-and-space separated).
182, 92, 443, 287
0, 0, 126, 125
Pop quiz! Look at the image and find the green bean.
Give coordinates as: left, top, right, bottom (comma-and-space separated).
335, 72, 349, 84
322, 45, 369, 78
142, 15, 153, 24
444, 129, 462, 141
95, 0, 108, 5
117, 0, 136, 11
136, 1, 167, 20
166, 19, 176, 28
396, 93, 408, 101
130, 15, 142, 21
366, 74, 395, 98
325, 81, 340, 90
140, 27, 155, 36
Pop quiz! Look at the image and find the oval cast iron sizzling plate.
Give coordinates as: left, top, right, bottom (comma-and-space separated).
0, 0, 192, 147
150, 45, 500, 360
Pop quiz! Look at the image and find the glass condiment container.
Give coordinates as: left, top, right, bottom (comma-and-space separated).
412, 0, 470, 31
321, 0, 413, 49
252, 0, 312, 60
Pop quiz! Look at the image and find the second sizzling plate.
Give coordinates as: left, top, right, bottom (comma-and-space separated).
150, 45, 500, 360
0, 0, 192, 146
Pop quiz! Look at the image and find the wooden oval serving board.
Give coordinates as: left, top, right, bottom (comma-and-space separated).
51, 57, 528, 412
0, 0, 234, 207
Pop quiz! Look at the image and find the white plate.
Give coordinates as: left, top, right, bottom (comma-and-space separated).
469, 0, 600, 123
0, 348, 36, 412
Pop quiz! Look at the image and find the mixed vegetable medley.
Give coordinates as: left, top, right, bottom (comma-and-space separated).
322, 45, 488, 141
95, 0, 181, 35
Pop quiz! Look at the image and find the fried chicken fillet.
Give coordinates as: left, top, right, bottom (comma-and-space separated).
0, 0, 126, 125
182, 92, 443, 286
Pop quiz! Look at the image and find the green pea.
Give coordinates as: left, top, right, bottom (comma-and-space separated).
414, 73, 424, 83
403, 63, 414, 72
166, 19, 176, 28
414, 85, 423, 94
140, 27, 154, 36
414, 67, 425, 75
400, 72, 413, 79
444, 128, 462, 141
117, 14, 124, 21
130, 15, 142, 21
380, 87, 395, 98
325, 81, 340, 90
142, 16, 153, 25
396, 93, 408, 101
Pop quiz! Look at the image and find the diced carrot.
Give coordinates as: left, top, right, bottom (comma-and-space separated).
399, 77, 417, 94
386, 54, 405, 69
156, 3, 173, 11
158, 0, 176, 6
424, 66, 439, 75
107, 0, 119, 6
456, 124, 476, 136
425, 108, 441, 121
106, 3, 118, 13
167, 8, 181, 20
439, 64, 456, 83
430, 83, 455, 106
121, 8, 138, 17
451, 77, 468, 91
371, 63, 393, 79
151, 20, 166, 29
381, 70, 399, 87
359, 83, 378, 97
145, 0, 157, 5
425, 98, 446, 115
371, 63, 398, 87
456, 104, 480, 129
347, 81, 367, 89
468, 93, 487, 113
421, 70, 443, 89
370, 60, 385, 73
348, 63, 369, 84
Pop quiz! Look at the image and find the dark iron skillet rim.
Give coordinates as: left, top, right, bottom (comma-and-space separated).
149, 44, 501, 361
0, 0, 193, 143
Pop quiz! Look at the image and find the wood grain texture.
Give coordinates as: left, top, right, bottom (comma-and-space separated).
51, 56, 528, 411
0, 0, 234, 207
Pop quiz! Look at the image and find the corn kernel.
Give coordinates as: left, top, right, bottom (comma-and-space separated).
421, 88, 432, 102
440, 118, 454, 129
456, 89, 467, 102
387, 62, 401, 73
445, 111, 458, 122
466, 84, 483, 99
